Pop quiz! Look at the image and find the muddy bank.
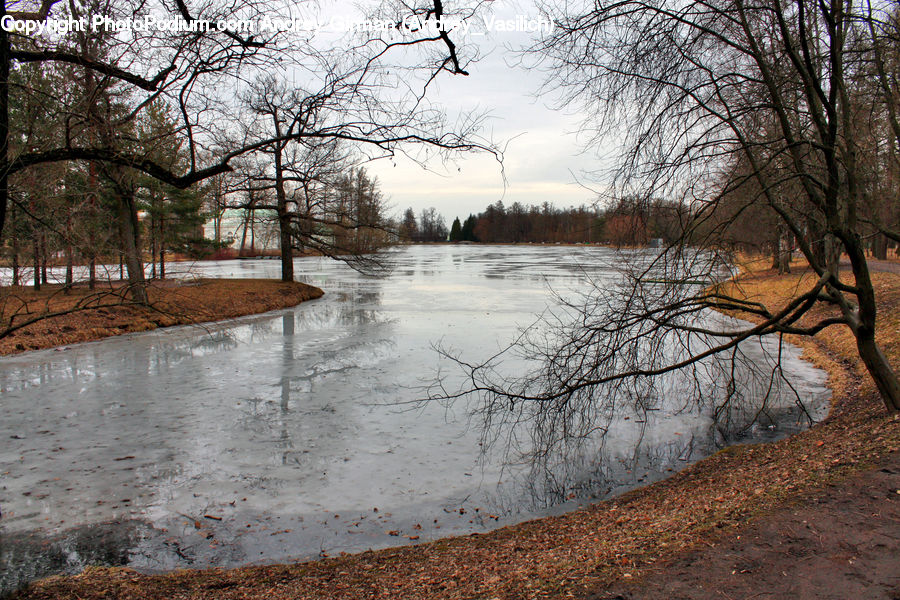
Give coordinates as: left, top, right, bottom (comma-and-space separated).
0, 279, 323, 355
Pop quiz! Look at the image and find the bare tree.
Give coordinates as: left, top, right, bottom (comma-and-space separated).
434, 0, 900, 465
1, 0, 499, 257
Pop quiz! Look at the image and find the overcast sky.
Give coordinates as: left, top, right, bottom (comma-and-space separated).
357, 1, 603, 225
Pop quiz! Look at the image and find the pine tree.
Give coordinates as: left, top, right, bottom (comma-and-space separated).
449, 217, 462, 241
461, 215, 477, 242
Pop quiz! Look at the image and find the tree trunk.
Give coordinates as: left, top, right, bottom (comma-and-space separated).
873, 233, 888, 260
40, 232, 47, 284
774, 223, 791, 273
159, 215, 165, 279
119, 230, 125, 280
116, 187, 148, 304
64, 244, 73, 290
64, 213, 73, 290
32, 234, 40, 291
239, 208, 250, 257
844, 233, 900, 412
0, 2, 8, 243
11, 236, 18, 285
10, 205, 18, 285
274, 144, 293, 282
857, 332, 900, 412
249, 209, 256, 254
88, 163, 98, 290
149, 209, 157, 279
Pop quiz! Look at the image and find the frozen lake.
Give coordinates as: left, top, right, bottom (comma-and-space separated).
0, 245, 830, 593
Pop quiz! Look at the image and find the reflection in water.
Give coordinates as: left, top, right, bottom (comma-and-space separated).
0, 521, 147, 594
280, 313, 293, 466
0, 246, 829, 595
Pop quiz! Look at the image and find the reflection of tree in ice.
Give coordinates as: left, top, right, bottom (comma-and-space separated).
440, 284, 828, 515
230, 310, 396, 479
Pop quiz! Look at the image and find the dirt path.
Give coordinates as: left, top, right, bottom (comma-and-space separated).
591, 451, 900, 600
843, 257, 900, 275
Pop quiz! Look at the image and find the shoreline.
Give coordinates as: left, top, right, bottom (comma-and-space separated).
7, 265, 899, 600
0, 279, 324, 356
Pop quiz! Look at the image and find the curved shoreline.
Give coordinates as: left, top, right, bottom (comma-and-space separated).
0, 279, 324, 356
8, 268, 900, 600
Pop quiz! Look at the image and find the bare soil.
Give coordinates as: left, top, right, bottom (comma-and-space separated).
590, 451, 900, 600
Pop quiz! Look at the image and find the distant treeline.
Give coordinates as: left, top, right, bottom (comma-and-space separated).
444, 199, 688, 245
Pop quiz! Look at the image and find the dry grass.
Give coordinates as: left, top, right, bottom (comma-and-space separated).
0, 279, 324, 355
10, 263, 900, 600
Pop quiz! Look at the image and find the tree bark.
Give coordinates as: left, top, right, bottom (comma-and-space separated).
40, 231, 47, 284
774, 223, 791, 273
64, 244, 73, 289
115, 186, 148, 303
32, 233, 39, 290
857, 331, 900, 412
159, 216, 166, 279
159, 211, 165, 279
274, 144, 293, 282
11, 235, 18, 285
149, 209, 157, 279
873, 234, 888, 260
0, 0, 8, 242
844, 232, 900, 412
64, 213, 73, 289
239, 212, 249, 257
10, 204, 18, 285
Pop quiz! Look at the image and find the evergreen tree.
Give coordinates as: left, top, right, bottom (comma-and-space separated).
461, 214, 477, 242
399, 207, 418, 242
137, 102, 211, 278
449, 217, 462, 241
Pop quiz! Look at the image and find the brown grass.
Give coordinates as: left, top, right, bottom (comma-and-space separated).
10, 264, 900, 600
0, 279, 324, 355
